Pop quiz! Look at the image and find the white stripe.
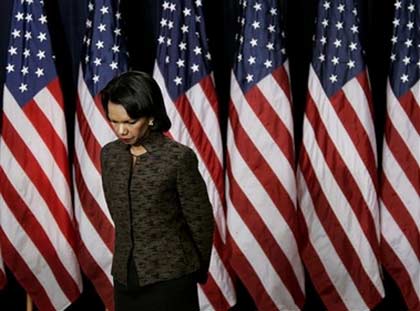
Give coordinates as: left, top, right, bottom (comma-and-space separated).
342, 78, 377, 160
2, 87, 72, 215
257, 65, 294, 136
387, 80, 420, 165
308, 66, 380, 226
198, 286, 214, 311
382, 142, 420, 228
74, 117, 113, 223
230, 76, 297, 204
77, 66, 116, 146
185, 82, 223, 164
226, 176, 299, 310
296, 168, 369, 310
301, 114, 384, 294
226, 120, 304, 292
0, 195, 72, 311
380, 200, 420, 299
33, 87, 68, 151
73, 186, 113, 284
0, 140, 82, 283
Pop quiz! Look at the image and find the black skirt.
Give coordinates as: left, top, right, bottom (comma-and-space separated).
114, 260, 199, 311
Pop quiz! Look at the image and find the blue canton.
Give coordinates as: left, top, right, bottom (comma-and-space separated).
312, 0, 365, 97
234, 0, 287, 93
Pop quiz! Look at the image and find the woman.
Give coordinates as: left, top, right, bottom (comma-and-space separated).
100, 71, 214, 311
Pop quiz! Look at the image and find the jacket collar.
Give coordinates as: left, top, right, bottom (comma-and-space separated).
114, 130, 166, 155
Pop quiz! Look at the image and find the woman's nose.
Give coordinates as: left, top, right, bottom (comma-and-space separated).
117, 124, 127, 135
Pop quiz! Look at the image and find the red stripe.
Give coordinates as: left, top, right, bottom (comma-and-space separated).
0, 228, 55, 311
381, 175, 420, 260
299, 145, 383, 308
226, 153, 305, 307
199, 75, 220, 116
296, 206, 347, 310
46, 78, 65, 110
306, 94, 380, 258
356, 72, 375, 120
400, 88, 420, 134
2, 115, 78, 249
245, 81, 295, 167
330, 85, 377, 185
272, 65, 292, 104
384, 117, 420, 195
381, 239, 420, 311
23, 99, 71, 187
73, 156, 114, 252
226, 232, 279, 311
0, 168, 80, 302
200, 273, 231, 311
77, 241, 114, 311
229, 102, 299, 239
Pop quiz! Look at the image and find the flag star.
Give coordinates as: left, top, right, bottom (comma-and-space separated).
393, 18, 400, 26
158, 36, 165, 44
331, 56, 340, 65
400, 74, 409, 83
336, 21, 343, 30
23, 49, 30, 58
114, 28, 122, 36
98, 24, 106, 32
38, 14, 47, 24
270, 7, 277, 15
264, 59, 272, 68
176, 59, 185, 67
405, 39, 413, 47
248, 56, 256, 64
351, 25, 358, 33
391, 36, 397, 44
37, 32, 47, 42
35, 67, 44, 77
12, 29, 20, 38
318, 53, 325, 62
37, 50, 46, 60
417, 60, 420, 68
115, 12, 122, 20
8, 46, 17, 56
268, 24, 275, 32
167, 38, 172, 46
160, 18, 168, 27
408, 4, 415, 12
100, 5, 109, 14
93, 75, 100, 83
390, 53, 396, 61
352, 8, 358, 15
169, 3, 176, 11
191, 64, 199, 72
19, 83, 28, 92
24, 31, 32, 40
266, 42, 274, 50
181, 24, 189, 33
25, 14, 33, 22
253, 2, 262, 11
349, 42, 357, 51
252, 21, 260, 29
85, 38, 91, 46
96, 40, 104, 49
250, 38, 258, 47
165, 56, 170, 63
320, 36, 327, 45
329, 74, 338, 83
403, 56, 411, 65
333, 39, 342, 48
6, 64, 14, 73
162, 1, 170, 10
237, 54, 243, 62
323, 1, 330, 10
338, 4, 345, 12
193, 46, 202, 55
347, 60, 355, 68
195, 0, 202, 7
179, 42, 187, 50
322, 19, 329, 27
15, 12, 24, 21
85, 55, 90, 63
94, 57, 102, 66
407, 21, 414, 30
183, 8, 191, 16
88, 1, 94, 11
195, 15, 201, 23
110, 61, 118, 70
168, 21, 174, 29
206, 52, 211, 60
86, 19, 92, 28
246, 74, 253, 82
174, 76, 182, 85
112, 44, 120, 53
394, 0, 402, 9
26, 0, 34, 4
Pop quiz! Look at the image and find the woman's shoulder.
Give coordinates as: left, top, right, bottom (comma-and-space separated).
101, 139, 124, 157
163, 137, 195, 157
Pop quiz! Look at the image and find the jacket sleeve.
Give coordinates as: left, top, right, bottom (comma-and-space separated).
100, 145, 112, 210
176, 147, 214, 283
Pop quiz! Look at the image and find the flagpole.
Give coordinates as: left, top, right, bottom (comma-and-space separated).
26, 294, 32, 311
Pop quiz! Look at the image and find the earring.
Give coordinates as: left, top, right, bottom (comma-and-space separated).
148, 120, 154, 126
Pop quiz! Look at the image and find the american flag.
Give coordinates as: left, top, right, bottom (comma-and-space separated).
380, 0, 420, 309
297, 0, 385, 309
153, 0, 236, 309
226, 0, 305, 309
0, 0, 83, 310
73, 0, 127, 310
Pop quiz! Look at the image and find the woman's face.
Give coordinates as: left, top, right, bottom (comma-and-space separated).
107, 101, 153, 145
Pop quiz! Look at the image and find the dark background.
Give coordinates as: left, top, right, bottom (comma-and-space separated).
0, 0, 407, 309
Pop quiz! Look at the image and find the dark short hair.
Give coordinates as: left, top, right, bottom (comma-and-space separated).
101, 71, 171, 132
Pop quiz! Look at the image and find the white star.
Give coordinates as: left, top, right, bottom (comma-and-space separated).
25, 14, 33, 22
237, 54, 243, 62
333, 39, 342, 48
252, 21, 260, 29
15, 12, 24, 21
6, 64, 14, 73
174, 76, 182, 85
250, 38, 258, 47
110, 62, 118, 70
331, 56, 340, 65
37, 50, 46, 60
167, 38, 172, 46
12, 29, 20, 38
93, 75, 100, 83
403, 56, 411, 65
390, 53, 396, 61
351, 25, 358, 33
268, 24, 275, 32
112, 44, 120, 53
337, 4, 345, 12
318, 53, 325, 62
86, 19, 92, 28
94, 57, 102, 66
253, 2, 262, 11
352, 8, 358, 15
98, 24, 106, 32
38, 14, 47, 24
8, 46, 17, 56
266, 42, 274, 50
24, 31, 32, 40
165, 56, 170, 63
407, 21, 414, 30
116, 12, 122, 20
270, 8, 277, 15
85, 55, 90, 63
37, 32, 47, 42
264, 59, 272, 68
248, 56, 256, 65
162, 1, 170, 10
393, 19, 400, 27
168, 21, 174, 29
23, 49, 30, 58
408, 4, 415, 12
329, 74, 338, 83
26, 0, 34, 5
183, 8, 191, 16
179, 42, 187, 50
322, 19, 329, 27
347, 60, 355, 68
176, 59, 185, 67
158, 36, 165, 44
88, 2, 94, 11
405, 39, 413, 48
196, 15, 201, 23
320, 36, 327, 45
181, 24, 189, 33
349, 42, 357, 51
391, 36, 398, 44
323, 1, 330, 10
96, 40, 104, 49
100, 5, 109, 14
206, 52, 211, 60
169, 3, 176, 11
195, 0, 202, 7
19, 83, 28, 92
194, 46, 202, 55
394, 0, 402, 9
400, 74, 409, 83
191, 64, 199, 72
246, 74, 253, 83
114, 28, 122, 36
35, 67, 44, 77
160, 18, 168, 27
417, 60, 420, 68
336, 21, 343, 30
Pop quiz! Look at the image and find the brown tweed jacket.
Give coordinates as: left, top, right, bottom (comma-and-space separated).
101, 131, 214, 287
